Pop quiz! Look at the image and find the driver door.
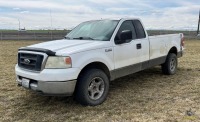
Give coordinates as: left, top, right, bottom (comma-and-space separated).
113, 20, 142, 78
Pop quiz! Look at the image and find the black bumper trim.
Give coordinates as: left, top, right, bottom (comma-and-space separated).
177, 51, 183, 58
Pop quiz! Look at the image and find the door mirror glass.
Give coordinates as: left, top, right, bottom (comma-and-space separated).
116, 30, 132, 44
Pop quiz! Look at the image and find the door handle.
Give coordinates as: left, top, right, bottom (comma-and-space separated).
136, 43, 142, 49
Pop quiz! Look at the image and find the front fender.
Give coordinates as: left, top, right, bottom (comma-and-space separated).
70, 48, 114, 72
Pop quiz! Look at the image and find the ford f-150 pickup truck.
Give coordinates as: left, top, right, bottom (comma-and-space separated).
15, 18, 184, 106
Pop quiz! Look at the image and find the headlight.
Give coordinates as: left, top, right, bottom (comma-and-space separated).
45, 56, 72, 69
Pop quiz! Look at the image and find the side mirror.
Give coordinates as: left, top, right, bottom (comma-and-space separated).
116, 30, 132, 44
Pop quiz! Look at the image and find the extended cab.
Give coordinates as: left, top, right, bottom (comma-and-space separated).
15, 18, 184, 106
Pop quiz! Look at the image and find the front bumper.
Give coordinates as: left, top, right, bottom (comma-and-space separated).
15, 65, 80, 96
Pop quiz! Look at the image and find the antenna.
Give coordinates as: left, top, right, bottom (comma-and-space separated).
197, 9, 200, 35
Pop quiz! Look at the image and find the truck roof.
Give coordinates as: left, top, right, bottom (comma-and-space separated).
107, 17, 140, 21
85, 18, 141, 22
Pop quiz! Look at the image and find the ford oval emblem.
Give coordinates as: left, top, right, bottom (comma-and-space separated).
24, 59, 31, 64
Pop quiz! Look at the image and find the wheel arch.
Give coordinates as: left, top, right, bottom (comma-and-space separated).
162, 46, 178, 66
168, 46, 178, 55
77, 62, 111, 81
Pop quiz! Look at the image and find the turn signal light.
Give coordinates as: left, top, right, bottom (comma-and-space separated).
65, 57, 71, 64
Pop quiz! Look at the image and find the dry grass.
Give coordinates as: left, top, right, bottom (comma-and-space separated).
0, 40, 200, 122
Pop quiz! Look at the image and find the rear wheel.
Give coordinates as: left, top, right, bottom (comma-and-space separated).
162, 53, 177, 75
75, 69, 109, 106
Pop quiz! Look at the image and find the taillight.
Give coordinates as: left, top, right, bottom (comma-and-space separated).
180, 33, 184, 47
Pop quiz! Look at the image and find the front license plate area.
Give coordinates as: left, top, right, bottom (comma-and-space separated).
22, 78, 30, 88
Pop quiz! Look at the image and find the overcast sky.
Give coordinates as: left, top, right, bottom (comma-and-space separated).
0, 0, 200, 30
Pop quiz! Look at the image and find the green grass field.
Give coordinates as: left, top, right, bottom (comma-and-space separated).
0, 40, 200, 121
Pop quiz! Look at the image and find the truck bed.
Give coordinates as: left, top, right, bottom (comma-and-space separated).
149, 34, 182, 60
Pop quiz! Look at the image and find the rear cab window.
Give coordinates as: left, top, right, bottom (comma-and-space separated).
132, 20, 146, 39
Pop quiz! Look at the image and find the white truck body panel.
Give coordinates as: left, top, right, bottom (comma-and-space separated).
70, 46, 114, 71
113, 39, 142, 69
149, 34, 182, 60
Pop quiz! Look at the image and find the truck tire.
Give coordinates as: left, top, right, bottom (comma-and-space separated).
162, 53, 177, 75
75, 69, 109, 106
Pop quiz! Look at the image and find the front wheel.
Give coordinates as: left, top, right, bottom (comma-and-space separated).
162, 53, 178, 75
75, 69, 109, 106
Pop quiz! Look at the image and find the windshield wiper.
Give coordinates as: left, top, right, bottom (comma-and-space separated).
64, 36, 71, 39
73, 37, 94, 40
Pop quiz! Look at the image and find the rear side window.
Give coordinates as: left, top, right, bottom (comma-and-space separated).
133, 20, 146, 39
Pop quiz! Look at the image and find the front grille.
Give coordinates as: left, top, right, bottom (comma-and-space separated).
18, 53, 44, 71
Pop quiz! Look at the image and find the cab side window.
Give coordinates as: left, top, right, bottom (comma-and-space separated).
115, 20, 137, 44
133, 20, 146, 39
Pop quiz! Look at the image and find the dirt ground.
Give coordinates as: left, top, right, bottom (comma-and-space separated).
0, 40, 200, 122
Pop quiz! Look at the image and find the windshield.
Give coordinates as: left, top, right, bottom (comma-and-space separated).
65, 20, 119, 41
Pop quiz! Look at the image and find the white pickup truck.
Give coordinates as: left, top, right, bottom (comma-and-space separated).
15, 18, 184, 106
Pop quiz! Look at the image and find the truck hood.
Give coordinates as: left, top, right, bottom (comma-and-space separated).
28, 39, 111, 55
